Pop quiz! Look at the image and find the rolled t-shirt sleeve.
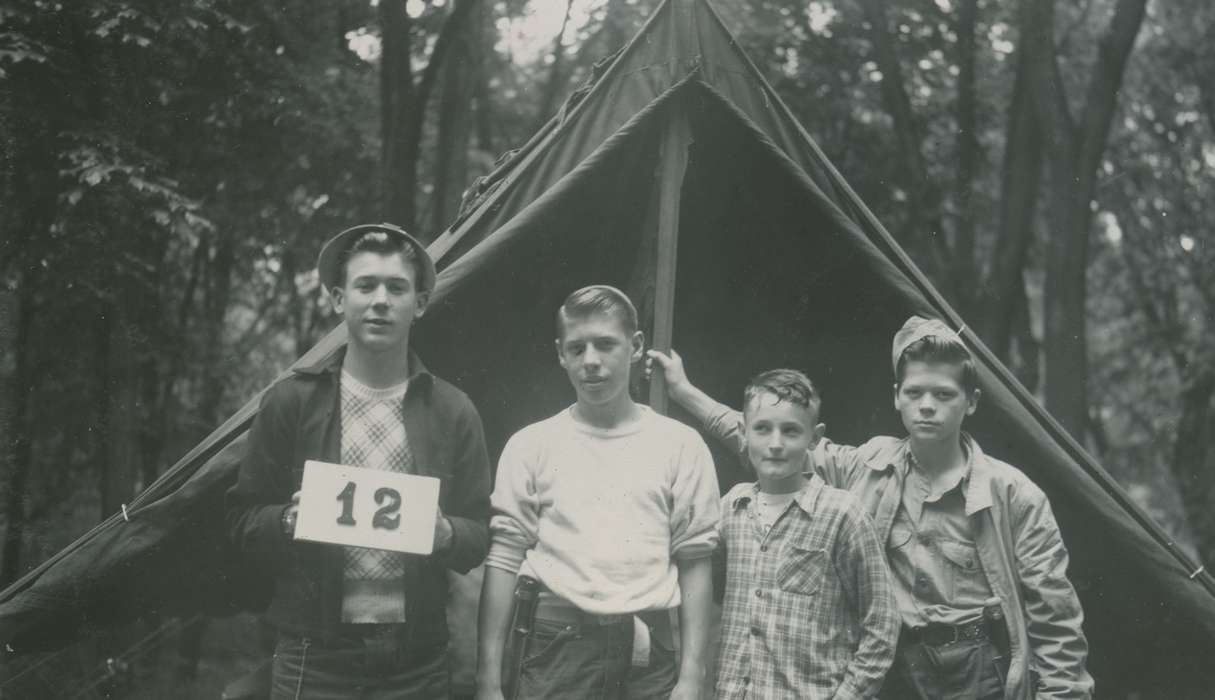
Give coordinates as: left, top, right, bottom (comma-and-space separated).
485, 431, 540, 574
670, 432, 722, 561
702, 401, 746, 458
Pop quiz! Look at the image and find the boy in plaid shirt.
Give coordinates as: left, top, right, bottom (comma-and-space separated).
714, 369, 898, 699
651, 318, 1092, 699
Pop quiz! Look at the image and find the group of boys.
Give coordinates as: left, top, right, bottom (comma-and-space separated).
226, 224, 1093, 699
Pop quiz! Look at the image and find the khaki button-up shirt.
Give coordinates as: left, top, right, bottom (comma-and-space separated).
887, 452, 995, 627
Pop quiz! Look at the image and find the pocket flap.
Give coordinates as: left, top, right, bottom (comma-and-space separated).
937, 539, 979, 570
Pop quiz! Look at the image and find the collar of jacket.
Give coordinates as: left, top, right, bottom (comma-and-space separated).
291, 345, 434, 389
870, 432, 994, 516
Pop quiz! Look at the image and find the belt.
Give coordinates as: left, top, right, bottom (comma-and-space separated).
533, 600, 633, 627
903, 619, 992, 647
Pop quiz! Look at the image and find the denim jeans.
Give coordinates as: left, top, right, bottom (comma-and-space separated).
511, 618, 678, 700
271, 631, 449, 700
879, 634, 1007, 700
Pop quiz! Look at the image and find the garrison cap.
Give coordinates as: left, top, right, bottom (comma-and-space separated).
891, 315, 966, 375
316, 223, 436, 295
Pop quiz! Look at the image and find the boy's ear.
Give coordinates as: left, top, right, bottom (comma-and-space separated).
810, 422, 827, 447
330, 286, 345, 315
630, 330, 645, 362
554, 338, 567, 369
966, 388, 981, 416
414, 290, 430, 319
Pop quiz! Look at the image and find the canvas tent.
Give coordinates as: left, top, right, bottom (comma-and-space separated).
2, 0, 1214, 695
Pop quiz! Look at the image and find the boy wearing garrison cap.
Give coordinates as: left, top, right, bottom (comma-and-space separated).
648, 317, 1092, 699
226, 224, 491, 698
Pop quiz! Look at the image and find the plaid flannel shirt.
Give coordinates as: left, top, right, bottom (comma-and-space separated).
715, 475, 899, 700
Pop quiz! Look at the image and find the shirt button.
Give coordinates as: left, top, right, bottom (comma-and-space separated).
743, 676, 751, 685
760, 545, 768, 552
755, 589, 763, 598
750, 626, 761, 636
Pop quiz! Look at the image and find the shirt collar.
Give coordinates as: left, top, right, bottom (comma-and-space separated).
886, 433, 993, 516
294, 345, 433, 388
730, 473, 825, 513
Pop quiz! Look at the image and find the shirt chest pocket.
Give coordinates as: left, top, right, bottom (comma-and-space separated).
776, 546, 827, 596
936, 539, 986, 600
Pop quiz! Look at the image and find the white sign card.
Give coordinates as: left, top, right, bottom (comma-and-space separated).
294, 460, 439, 555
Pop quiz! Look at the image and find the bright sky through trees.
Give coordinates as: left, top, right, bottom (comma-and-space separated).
347, 0, 598, 65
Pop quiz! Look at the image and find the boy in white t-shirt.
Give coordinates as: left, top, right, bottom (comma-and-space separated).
475, 285, 721, 700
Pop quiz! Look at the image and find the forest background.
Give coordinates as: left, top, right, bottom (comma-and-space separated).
1, 0, 1213, 696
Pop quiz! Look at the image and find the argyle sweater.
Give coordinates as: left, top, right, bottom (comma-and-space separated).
339, 370, 413, 623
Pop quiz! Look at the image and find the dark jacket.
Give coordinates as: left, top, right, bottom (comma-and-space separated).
225, 348, 491, 647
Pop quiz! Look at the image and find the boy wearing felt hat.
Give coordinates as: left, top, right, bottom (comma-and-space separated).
648, 317, 1092, 699
226, 224, 492, 699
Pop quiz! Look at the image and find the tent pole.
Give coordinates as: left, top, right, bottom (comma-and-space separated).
647, 103, 690, 415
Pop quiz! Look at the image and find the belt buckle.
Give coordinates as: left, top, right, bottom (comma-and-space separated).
945, 624, 961, 645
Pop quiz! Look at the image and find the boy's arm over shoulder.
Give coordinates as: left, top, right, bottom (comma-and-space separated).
829, 492, 899, 700
700, 402, 747, 458
484, 426, 543, 575
670, 425, 722, 562
1007, 470, 1094, 699
810, 436, 894, 490
225, 378, 300, 571
435, 385, 492, 573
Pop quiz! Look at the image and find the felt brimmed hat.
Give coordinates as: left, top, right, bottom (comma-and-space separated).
890, 315, 966, 374
316, 223, 436, 295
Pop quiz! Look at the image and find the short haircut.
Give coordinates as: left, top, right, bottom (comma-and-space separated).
337, 231, 423, 288
743, 369, 822, 421
555, 285, 638, 338
895, 336, 979, 392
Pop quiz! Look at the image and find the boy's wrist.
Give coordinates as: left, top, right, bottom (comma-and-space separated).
676, 656, 706, 682
667, 379, 694, 406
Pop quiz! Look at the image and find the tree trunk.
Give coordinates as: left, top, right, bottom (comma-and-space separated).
1171, 369, 1215, 566
98, 309, 141, 519
532, 0, 575, 132
380, 0, 416, 227
472, 1, 495, 155
856, 0, 952, 292
1028, 0, 1146, 438
198, 229, 235, 425
980, 4, 1043, 361
0, 268, 37, 586
952, 0, 980, 313
431, 0, 478, 235
381, 0, 480, 230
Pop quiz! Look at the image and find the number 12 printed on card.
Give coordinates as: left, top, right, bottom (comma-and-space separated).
294, 460, 439, 554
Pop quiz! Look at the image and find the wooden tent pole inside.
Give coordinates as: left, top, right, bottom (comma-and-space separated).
647, 105, 690, 415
